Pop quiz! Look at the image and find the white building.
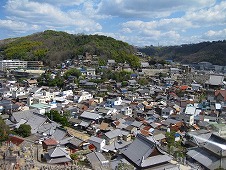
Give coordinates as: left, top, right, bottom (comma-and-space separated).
74, 91, 93, 103
0, 60, 27, 71
12, 89, 28, 98
27, 91, 55, 105
0, 60, 43, 71
121, 106, 132, 116
88, 136, 106, 152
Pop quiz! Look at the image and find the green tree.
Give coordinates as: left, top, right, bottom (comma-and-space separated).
98, 58, 106, 66
116, 163, 134, 170
64, 68, 81, 79
0, 116, 11, 143
166, 131, 185, 158
138, 78, 149, 86
16, 124, 31, 137
45, 110, 69, 127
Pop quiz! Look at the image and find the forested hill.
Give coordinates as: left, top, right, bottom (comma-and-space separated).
138, 40, 226, 65
0, 30, 139, 67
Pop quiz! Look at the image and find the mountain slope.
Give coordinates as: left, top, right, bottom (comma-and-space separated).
138, 40, 226, 65
0, 30, 139, 67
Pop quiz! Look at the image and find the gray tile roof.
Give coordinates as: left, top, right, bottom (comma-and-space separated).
187, 147, 219, 169
122, 134, 172, 168
103, 140, 131, 152
68, 137, 84, 147
86, 152, 109, 170
47, 155, 72, 164
141, 155, 172, 167
48, 146, 68, 158
202, 133, 226, 156
131, 120, 143, 128
11, 109, 39, 122
80, 111, 100, 120
11, 109, 48, 134
52, 127, 68, 141
89, 136, 104, 144
206, 74, 224, 86
37, 121, 60, 135
104, 129, 122, 139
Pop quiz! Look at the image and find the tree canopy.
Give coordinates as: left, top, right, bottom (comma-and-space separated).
138, 40, 226, 65
0, 116, 11, 142
15, 124, 31, 138
0, 30, 140, 68
45, 110, 69, 127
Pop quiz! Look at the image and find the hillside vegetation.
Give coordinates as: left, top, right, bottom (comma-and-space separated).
138, 40, 226, 65
0, 30, 139, 67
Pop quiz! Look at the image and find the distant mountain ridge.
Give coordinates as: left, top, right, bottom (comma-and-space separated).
0, 30, 140, 67
138, 40, 226, 65
0, 30, 225, 67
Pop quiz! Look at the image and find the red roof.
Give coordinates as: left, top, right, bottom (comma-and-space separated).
140, 129, 150, 136
8, 136, 24, 146
215, 90, 226, 101
180, 85, 190, 90
42, 138, 58, 145
88, 144, 96, 151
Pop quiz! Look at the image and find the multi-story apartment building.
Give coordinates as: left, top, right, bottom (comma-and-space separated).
0, 60, 43, 71
0, 60, 27, 71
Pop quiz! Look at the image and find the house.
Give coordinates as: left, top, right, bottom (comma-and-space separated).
103, 129, 123, 145
184, 104, 201, 117
86, 68, 96, 77
205, 74, 224, 89
163, 77, 175, 87
60, 136, 84, 151
10, 109, 50, 134
170, 68, 181, 75
173, 114, 194, 126
215, 89, 226, 102
44, 146, 72, 164
161, 118, 182, 132
141, 62, 150, 68
29, 103, 51, 114
86, 152, 110, 170
101, 127, 131, 151
74, 91, 93, 103
121, 106, 132, 116
42, 138, 58, 151
97, 107, 117, 116
137, 88, 150, 96
161, 106, 174, 118
121, 134, 176, 169
105, 97, 122, 107
27, 90, 55, 105
187, 133, 226, 170
12, 88, 28, 99
80, 111, 101, 122
88, 136, 106, 152
107, 60, 116, 67
210, 123, 226, 138
191, 83, 202, 91
131, 120, 143, 129
128, 79, 137, 86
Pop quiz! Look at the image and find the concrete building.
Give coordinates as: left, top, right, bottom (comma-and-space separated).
0, 60, 27, 71
0, 60, 43, 71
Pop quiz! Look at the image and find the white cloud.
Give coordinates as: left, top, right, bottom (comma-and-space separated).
0, 19, 39, 32
204, 29, 226, 39
35, 0, 84, 6
4, 0, 102, 34
0, 0, 225, 46
185, 1, 226, 26
98, 0, 216, 18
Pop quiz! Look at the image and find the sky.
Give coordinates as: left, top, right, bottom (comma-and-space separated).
0, 0, 225, 46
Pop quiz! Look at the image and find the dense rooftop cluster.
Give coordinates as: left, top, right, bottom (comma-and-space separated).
1, 53, 226, 170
